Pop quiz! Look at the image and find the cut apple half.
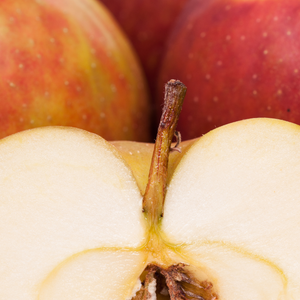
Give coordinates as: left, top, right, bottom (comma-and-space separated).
0, 81, 299, 299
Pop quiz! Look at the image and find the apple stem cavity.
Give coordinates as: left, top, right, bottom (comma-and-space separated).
143, 79, 187, 228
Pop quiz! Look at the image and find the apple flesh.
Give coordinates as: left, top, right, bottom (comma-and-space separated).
0, 117, 299, 299
100, 0, 188, 94
111, 139, 195, 195
0, 0, 150, 141
157, 0, 300, 139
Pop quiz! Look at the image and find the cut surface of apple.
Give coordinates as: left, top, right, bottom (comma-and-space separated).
0, 127, 147, 299
0, 118, 300, 299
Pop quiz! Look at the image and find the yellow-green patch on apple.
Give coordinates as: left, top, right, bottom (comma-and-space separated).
0, 0, 150, 141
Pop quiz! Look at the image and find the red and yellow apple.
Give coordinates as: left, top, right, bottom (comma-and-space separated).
101, 0, 188, 94
0, 0, 150, 141
157, 0, 300, 139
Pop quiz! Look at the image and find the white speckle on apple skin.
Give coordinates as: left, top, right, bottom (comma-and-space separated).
205, 74, 211, 80
226, 35, 231, 41
253, 74, 258, 79
50, 38, 55, 43
111, 84, 116, 93
240, 35, 246, 40
76, 86, 81, 92
123, 126, 129, 133
262, 32, 268, 37
91, 62, 96, 68
217, 60, 222, 66
187, 22, 193, 30
19, 64, 24, 69
28, 39, 35, 46
44, 91, 49, 97
213, 96, 219, 103
63, 27, 68, 34
253, 90, 258, 96
287, 30, 292, 36
200, 32, 206, 38
263, 50, 268, 55
9, 82, 15, 88
294, 69, 299, 74
277, 90, 283, 96
64, 81, 69, 86
207, 115, 212, 122
193, 96, 199, 103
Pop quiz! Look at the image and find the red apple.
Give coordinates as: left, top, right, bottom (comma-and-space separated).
0, 0, 150, 141
100, 0, 188, 94
157, 0, 300, 139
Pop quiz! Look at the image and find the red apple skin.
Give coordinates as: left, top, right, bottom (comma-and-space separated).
157, 0, 300, 139
0, 0, 150, 141
100, 0, 188, 94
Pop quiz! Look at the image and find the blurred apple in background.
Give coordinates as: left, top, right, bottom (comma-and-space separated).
100, 0, 188, 96
157, 0, 300, 139
0, 0, 150, 141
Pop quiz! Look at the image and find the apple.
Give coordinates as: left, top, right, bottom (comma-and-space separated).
157, 0, 300, 139
100, 0, 188, 94
0, 0, 150, 141
0, 80, 299, 299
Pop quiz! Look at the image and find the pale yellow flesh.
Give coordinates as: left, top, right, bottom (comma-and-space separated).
0, 119, 299, 299
163, 118, 300, 299
0, 127, 147, 299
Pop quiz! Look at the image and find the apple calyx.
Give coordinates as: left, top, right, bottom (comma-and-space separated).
132, 264, 218, 300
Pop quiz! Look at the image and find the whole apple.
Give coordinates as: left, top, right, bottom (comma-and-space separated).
157, 0, 300, 139
100, 0, 188, 94
0, 0, 150, 141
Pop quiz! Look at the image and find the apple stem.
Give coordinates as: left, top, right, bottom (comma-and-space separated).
143, 79, 186, 228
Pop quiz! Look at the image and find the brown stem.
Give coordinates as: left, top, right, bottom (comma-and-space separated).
143, 79, 187, 228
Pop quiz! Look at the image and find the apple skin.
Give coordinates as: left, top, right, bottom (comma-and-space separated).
157, 0, 300, 139
0, 0, 150, 141
100, 0, 188, 94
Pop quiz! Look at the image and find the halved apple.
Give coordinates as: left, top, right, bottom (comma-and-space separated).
0, 81, 299, 299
